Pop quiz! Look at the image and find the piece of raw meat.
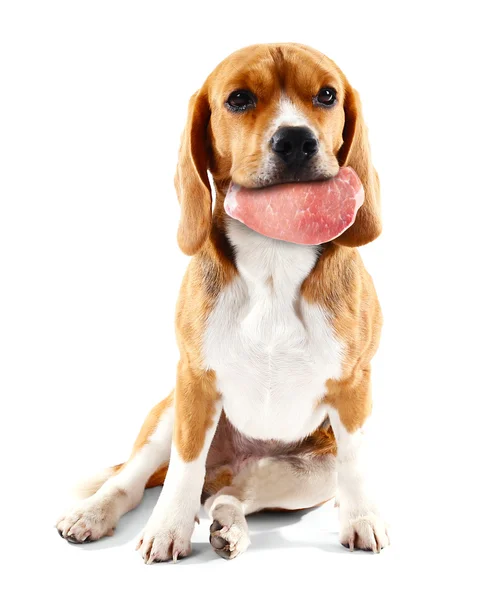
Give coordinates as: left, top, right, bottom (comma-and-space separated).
224, 166, 364, 245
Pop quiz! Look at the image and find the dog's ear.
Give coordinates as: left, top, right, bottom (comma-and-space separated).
174, 88, 212, 255
335, 84, 381, 246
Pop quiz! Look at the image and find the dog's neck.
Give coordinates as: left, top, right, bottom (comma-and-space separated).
225, 216, 320, 293
209, 185, 323, 291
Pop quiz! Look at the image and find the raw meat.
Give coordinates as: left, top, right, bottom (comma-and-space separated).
224, 166, 364, 245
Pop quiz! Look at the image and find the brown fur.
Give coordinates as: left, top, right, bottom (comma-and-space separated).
130, 392, 174, 456
146, 464, 169, 489
110, 462, 169, 490
129, 43, 381, 474
302, 244, 382, 431
174, 366, 220, 461
203, 466, 234, 496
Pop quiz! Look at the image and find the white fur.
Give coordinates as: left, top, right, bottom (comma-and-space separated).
254, 93, 337, 188
116, 402, 174, 490
326, 407, 389, 551
57, 401, 174, 542
137, 401, 222, 563
272, 94, 313, 130
205, 454, 336, 559
204, 218, 344, 442
255, 95, 313, 185
206, 454, 337, 515
72, 466, 116, 499
207, 495, 251, 559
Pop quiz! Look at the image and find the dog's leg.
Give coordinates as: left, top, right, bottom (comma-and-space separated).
137, 365, 221, 563
325, 370, 390, 552
57, 393, 174, 543
204, 454, 337, 559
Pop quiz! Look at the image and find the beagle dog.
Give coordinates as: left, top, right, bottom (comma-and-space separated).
57, 43, 389, 561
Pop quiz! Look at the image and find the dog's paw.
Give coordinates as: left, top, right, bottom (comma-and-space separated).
136, 513, 195, 564
340, 512, 390, 552
209, 502, 250, 560
56, 494, 120, 543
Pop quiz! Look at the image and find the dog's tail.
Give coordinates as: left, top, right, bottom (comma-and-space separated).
72, 465, 121, 499
72, 462, 169, 499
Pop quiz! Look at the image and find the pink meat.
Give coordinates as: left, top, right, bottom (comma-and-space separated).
224, 166, 364, 245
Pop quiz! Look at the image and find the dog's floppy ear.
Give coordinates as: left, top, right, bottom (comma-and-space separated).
174, 88, 212, 255
335, 84, 381, 246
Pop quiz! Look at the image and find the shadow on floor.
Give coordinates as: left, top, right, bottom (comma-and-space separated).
57, 487, 350, 562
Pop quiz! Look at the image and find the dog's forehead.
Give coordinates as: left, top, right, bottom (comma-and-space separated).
207, 44, 343, 99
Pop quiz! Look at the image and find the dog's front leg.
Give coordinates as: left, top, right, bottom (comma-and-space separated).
137, 364, 221, 563
325, 368, 389, 552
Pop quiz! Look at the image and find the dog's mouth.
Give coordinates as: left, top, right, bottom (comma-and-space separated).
225, 167, 364, 245
245, 165, 338, 190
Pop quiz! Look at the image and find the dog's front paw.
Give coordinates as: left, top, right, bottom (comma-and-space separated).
137, 512, 196, 564
56, 495, 119, 543
340, 511, 390, 552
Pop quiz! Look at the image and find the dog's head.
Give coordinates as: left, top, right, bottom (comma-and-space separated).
174, 43, 381, 255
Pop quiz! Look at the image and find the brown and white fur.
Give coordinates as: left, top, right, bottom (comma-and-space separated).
57, 43, 389, 562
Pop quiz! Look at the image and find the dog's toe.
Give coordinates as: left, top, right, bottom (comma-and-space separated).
209, 504, 250, 560
56, 496, 119, 544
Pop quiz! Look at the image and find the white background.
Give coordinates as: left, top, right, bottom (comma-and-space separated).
1, 1, 480, 598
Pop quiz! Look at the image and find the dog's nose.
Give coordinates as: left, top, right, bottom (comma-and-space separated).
270, 127, 318, 166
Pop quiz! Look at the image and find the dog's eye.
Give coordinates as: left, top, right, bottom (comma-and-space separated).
314, 87, 337, 107
226, 90, 256, 112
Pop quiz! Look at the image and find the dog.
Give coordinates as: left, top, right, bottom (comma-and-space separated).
57, 43, 389, 562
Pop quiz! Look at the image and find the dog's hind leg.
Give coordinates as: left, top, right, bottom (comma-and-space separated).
204, 454, 337, 559
56, 392, 174, 543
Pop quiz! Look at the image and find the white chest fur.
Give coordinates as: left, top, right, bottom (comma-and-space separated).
203, 219, 344, 442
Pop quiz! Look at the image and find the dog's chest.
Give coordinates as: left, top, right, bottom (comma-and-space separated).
203, 221, 343, 442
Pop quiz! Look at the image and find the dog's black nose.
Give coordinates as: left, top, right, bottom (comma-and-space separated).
270, 127, 318, 166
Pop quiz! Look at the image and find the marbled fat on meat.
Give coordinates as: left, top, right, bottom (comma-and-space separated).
224, 167, 364, 245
